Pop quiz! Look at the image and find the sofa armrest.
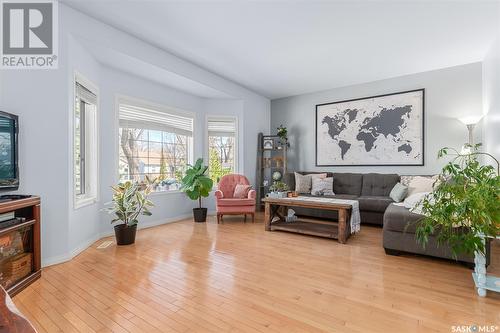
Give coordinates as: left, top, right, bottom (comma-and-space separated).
215, 190, 224, 199
248, 189, 256, 200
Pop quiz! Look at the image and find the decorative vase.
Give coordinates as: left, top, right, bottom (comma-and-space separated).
114, 224, 137, 245
193, 208, 207, 222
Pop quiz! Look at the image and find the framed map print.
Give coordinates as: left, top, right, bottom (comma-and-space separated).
316, 89, 424, 166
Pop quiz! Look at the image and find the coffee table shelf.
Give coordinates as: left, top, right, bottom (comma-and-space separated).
270, 221, 339, 239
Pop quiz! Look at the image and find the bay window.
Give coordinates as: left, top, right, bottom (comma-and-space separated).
207, 117, 237, 183
118, 98, 194, 191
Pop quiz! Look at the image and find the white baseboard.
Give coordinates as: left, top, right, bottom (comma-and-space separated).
41, 211, 216, 268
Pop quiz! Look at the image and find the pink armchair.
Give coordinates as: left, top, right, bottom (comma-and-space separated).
215, 174, 256, 224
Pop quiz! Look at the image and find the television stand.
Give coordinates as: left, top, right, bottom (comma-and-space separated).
0, 196, 41, 296
0, 194, 32, 200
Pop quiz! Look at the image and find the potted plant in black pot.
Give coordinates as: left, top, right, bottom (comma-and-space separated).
180, 158, 213, 222
103, 177, 155, 245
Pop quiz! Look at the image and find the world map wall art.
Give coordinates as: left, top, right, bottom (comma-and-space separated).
316, 89, 424, 166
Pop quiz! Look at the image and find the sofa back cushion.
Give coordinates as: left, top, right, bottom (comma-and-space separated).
332, 173, 363, 195
361, 173, 399, 196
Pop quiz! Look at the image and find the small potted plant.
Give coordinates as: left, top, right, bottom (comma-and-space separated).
277, 124, 290, 148
103, 176, 155, 245
180, 158, 213, 222
268, 181, 289, 198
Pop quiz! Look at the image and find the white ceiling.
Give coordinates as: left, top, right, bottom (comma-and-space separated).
63, 0, 500, 100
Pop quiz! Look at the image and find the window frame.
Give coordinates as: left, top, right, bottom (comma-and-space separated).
205, 115, 239, 182
73, 72, 99, 209
115, 95, 196, 193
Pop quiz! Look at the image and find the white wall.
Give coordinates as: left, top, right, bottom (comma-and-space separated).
271, 63, 483, 175
483, 36, 500, 163
0, 3, 270, 266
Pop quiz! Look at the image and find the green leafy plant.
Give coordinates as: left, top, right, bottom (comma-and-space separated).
277, 124, 290, 147
180, 158, 214, 208
103, 176, 156, 227
270, 181, 289, 192
416, 144, 500, 256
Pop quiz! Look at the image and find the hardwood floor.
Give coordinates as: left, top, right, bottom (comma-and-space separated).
14, 213, 500, 333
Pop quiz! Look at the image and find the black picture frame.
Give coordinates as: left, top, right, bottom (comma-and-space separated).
315, 88, 425, 167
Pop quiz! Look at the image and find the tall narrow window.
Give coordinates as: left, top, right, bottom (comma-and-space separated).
118, 98, 194, 191
207, 117, 237, 183
74, 76, 98, 208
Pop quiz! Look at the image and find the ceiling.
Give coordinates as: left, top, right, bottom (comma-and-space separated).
63, 0, 500, 100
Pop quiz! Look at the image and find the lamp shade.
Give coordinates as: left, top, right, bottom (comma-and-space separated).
459, 116, 482, 125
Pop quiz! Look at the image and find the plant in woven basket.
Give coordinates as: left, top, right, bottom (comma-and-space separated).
415, 144, 500, 257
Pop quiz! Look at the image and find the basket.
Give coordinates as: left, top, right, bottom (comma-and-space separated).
2, 253, 32, 284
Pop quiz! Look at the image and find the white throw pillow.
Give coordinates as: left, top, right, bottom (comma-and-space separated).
311, 177, 334, 196
406, 176, 437, 197
403, 192, 430, 210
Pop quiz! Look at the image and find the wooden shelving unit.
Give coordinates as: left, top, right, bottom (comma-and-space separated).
256, 133, 287, 211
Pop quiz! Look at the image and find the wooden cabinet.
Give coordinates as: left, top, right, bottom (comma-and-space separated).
0, 196, 41, 297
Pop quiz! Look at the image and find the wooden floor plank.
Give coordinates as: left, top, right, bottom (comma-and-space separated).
13, 213, 500, 332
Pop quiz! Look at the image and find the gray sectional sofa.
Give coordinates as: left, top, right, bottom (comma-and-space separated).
283, 171, 481, 266
283, 171, 398, 225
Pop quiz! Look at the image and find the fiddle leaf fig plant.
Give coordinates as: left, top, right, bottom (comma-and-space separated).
180, 158, 213, 208
416, 144, 500, 257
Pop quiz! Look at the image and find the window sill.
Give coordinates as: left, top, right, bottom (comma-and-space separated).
74, 196, 98, 210
150, 190, 184, 196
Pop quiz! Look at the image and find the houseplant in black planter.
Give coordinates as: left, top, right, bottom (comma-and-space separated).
180, 158, 213, 222
103, 177, 155, 245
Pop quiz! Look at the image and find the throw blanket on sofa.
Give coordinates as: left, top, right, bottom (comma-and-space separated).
288, 196, 361, 233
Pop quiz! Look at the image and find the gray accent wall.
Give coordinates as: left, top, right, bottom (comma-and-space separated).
271, 63, 483, 175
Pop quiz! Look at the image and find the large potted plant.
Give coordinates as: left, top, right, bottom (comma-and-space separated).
180, 158, 213, 222
416, 144, 500, 295
103, 177, 155, 245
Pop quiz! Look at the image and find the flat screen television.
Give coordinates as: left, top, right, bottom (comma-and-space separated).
0, 111, 19, 190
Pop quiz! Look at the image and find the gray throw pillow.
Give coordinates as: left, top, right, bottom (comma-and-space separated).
389, 182, 408, 202
294, 172, 312, 193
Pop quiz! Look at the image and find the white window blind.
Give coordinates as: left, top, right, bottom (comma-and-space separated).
76, 82, 97, 105
119, 103, 193, 136
207, 118, 236, 137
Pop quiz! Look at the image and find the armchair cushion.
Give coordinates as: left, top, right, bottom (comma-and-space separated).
217, 198, 255, 207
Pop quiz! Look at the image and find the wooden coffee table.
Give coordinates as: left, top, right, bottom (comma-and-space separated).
262, 196, 353, 243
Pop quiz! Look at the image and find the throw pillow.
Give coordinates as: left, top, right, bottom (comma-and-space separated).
407, 176, 436, 197
310, 173, 327, 180
233, 184, 252, 199
389, 182, 408, 203
403, 192, 430, 210
311, 177, 334, 196
294, 172, 312, 193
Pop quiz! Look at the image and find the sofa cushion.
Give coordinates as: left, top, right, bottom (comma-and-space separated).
358, 196, 394, 213
361, 173, 399, 196
332, 173, 363, 195
217, 198, 255, 207
383, 203, 423, 233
